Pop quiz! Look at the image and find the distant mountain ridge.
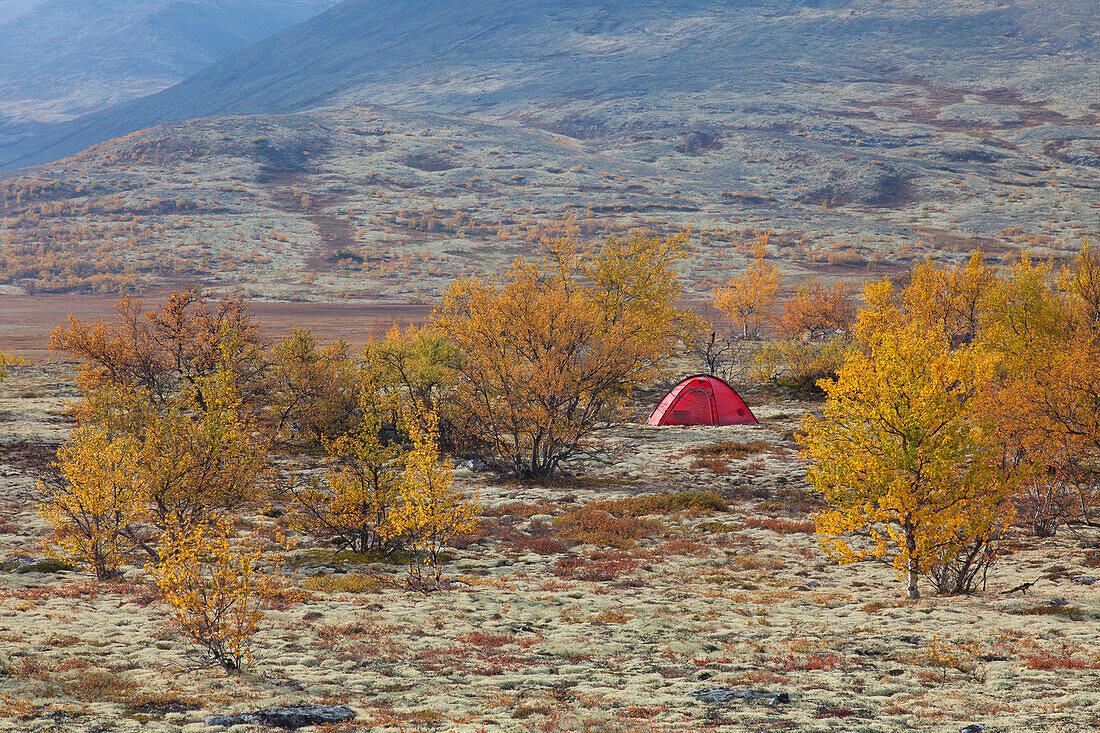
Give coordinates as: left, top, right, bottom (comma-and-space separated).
0, 0, 338, 129
1, 0, 1098, 170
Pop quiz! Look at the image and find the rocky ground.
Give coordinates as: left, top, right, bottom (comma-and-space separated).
1, 364, 1099, 732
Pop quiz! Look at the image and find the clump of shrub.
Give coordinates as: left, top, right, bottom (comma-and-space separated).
742, 517, 817, 534
688, 441, 769, 460
553, 506, 660, 548
553, 554, 641, 581
483, 501, 557, 518
59, 669, 138, 703
152, 522, 281, 672
508, 535, 569, 555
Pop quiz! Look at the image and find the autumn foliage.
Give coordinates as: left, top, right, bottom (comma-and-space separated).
49, 290, 265, 408
36, 235, 1100, 613
713, 232, 780, 339
802, 244, 1100, 596
801, 320, 1011, 599
40, 423, 144, 579
438, 232, 692, 477
152, 521, 280, 671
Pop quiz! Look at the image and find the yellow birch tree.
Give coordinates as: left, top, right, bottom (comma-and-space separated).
713, 232, 780, 339
437, 232, 692, 477
292, 380, 407, 555
153, 520, 279, 671
41, 424, 145, 579
800, 321, 1010, 599
393, 413, 479, 587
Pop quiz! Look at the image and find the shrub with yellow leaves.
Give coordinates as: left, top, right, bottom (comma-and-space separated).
392, 413, 479, 588
40, 423, 145, 579
293, 385, 408, 556
713, 231, 780, 340
0, 348, 27, 382
153, 521, 279, 672
801, 313, 1014, 599
437, 232, 693, 477
45, 367, 268, 566
136, 368, 268, 556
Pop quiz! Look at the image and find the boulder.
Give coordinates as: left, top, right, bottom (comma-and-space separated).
207, 704, 355, 730
689, 688, 792, 705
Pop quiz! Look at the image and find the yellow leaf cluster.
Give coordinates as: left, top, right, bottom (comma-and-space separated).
802, 307, 1009, 599
41, 367, 269, 570
294, 390, 407, 555
392, 413, 479, 587
40, 424, 145, 579
980, 244, 1100, 530
152, 520, 278, 671
713, 232, 780, 339
437, 231, 692, 477
0, 348, 27, 382
294, 402, 479, 581
268, 329, 360, 448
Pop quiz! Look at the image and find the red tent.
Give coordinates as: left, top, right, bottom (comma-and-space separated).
647, 375, 758, 426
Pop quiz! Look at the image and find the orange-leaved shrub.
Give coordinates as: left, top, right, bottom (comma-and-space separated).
553, 506, 660, 548
436, 232, 693, 477
153, 520, 281, 672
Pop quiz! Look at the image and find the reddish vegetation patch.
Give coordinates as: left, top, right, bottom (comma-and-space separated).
742, 517, 817, 534
814, 706, 857, 719
553, 507, 660, 548
508, 535, 569, 555
553, 554, 642, 582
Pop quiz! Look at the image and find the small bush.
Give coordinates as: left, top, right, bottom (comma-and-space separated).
484, 502, 554, 518
59, 669, 137, 703
743, 517, 817, 534
153, 523, 280, 672
554, 507, 660, 548
508, 535, 569, 555
1023, 642, 1098, 670
553, 555, 641, 581
690, 456, 731, 473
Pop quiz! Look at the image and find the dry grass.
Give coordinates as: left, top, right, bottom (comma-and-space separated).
300, 572, 390, 593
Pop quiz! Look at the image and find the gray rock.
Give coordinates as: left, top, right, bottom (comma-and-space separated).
689, 688, 792, 705
0, 557, 73, 574
960, 725, 987, 733
1071, 576, 1099, 585
206, 704, 355, 730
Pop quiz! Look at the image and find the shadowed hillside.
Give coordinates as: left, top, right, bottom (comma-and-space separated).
0, 0, 338, 132
2, 0, 1098, 170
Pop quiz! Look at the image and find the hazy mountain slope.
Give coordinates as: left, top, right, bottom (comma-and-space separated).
2, 0, 1097, 169
0, 0, 338, 127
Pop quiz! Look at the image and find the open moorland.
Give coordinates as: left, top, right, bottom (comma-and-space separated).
1, 360, 1099, 732
0, 96, 1096, 307
0, 1, 1098, 730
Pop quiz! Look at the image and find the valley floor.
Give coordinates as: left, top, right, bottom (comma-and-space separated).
1, 365, 1098, 732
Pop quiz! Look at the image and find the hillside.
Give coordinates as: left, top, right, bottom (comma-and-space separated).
0, 0, 1096, 304
0, 0, 338, 133
1, 0, 1098, 170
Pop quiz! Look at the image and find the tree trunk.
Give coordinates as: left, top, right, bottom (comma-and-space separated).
907, 561, 920, 599
906, 526, 920, 599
